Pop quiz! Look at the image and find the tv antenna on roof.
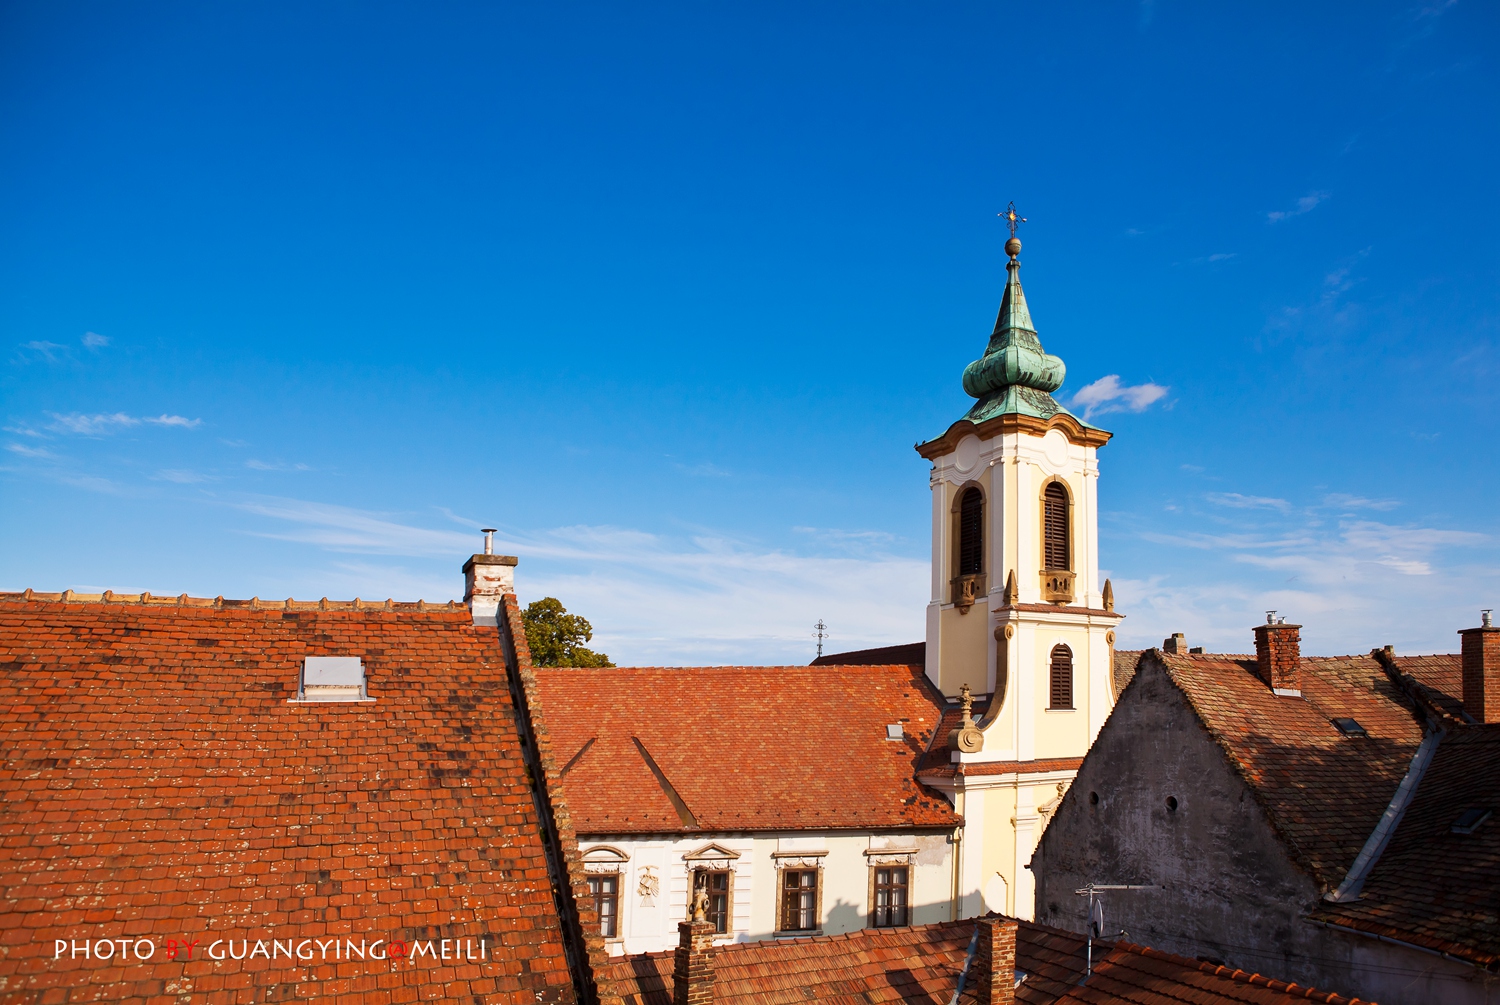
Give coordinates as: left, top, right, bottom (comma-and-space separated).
1074, 882, 1153, 982
814, 620, 828, 660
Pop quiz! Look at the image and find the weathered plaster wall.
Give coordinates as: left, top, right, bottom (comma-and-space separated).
1031, 658, 1491, 1005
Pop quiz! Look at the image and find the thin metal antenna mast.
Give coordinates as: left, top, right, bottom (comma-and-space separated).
814, 620, 828, 660
1073, 883, 1153, 982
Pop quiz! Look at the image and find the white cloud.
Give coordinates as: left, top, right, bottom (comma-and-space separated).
1113, 503, 1496, 655
6, 443, 54, 458
18, 341, 67, 362
1267, 191, 1330, 223
1207, 253, 1237, 262
1323, 493, 1399, 512
234, 496, 927, 666
1204, 492, 1291, 513
1070, 375, 1170, 420
155, 469, 214, 484
245, 459, 311, 472
46, 412, 200, 435
81, 332, 110, 349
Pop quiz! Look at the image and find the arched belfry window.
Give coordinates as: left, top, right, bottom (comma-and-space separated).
1043, 482, 1070, 571
1049, 644, 1074, 710
958, 487, 984, 576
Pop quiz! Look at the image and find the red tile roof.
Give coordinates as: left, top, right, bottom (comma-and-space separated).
601, 917, 1366, 1005
1390, 653, 1467, 723
1150, 650, 1428, 888
1310, 722, 1500, 966
532, 665, 960, 834
0, 595, 584, 1004
1112, 649, 1142, 700
810, 642, 925, 667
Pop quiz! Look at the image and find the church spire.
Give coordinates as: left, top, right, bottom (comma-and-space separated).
955, 211, 1087, 427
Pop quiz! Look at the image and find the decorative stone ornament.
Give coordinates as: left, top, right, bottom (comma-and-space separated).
947, 683, 985, 753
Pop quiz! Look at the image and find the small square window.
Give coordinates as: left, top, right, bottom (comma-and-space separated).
1331, 717, 1366, 737
1452, 808, 1492, 835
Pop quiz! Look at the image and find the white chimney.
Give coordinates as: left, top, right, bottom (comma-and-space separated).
463, 530, 518, 626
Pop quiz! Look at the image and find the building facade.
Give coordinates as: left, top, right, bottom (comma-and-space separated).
912, 230, 1122, 920
532, 663, 962, 955
1031, 618, 1500, 1005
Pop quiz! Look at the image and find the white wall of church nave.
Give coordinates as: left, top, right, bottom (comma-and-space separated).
578, 830, 954, 957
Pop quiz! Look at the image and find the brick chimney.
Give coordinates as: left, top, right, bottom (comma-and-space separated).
1460, 610, 1500, 724
673, 920, 716, 1005
1162, 632, 1187, 654
1254, 613, 1302, 697
968, 916, 1018, 1005
463, 530, 519, 626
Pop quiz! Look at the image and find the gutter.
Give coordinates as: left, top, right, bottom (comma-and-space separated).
1323, 726, 1444, 903
1307, 919, 1483, 971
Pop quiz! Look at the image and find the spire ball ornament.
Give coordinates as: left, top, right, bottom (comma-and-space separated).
999, 201, 1025, 259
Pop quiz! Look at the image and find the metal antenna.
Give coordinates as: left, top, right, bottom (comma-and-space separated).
1073, 883, 1153, 982
814, 620, 828, 660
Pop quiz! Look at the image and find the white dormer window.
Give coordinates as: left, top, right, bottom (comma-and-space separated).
295, 657, 371, 702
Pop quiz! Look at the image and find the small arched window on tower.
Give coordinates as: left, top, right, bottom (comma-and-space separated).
1040, 482, 1075, 603
951, 487, 985, 612
1049, 644, 1074, 710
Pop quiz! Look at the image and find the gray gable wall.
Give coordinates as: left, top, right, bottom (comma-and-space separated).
1030, 654, 1483, 1005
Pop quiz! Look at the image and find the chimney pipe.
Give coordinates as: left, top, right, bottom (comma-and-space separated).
1254, 619, 1303, 697
1460, 611, 1500, 724
672, 920, 716, 1005
970, 916, 1019, 1005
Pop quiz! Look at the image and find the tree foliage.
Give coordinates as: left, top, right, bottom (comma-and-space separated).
522, 597, 614, 667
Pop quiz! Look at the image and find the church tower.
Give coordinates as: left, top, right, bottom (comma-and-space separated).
915, 216, 1122, 920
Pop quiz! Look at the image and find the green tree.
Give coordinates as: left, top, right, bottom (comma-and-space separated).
522, 597, 614, 667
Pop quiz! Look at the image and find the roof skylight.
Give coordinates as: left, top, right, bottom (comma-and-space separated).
1330, 717, 1366, 737
1452, 808, 1492, 835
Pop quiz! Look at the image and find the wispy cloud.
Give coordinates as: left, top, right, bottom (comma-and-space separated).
1070, 375, 1170, 420
1267, 191, 1330, 223
46, 412, 201, 435
674, 461, 732, 478
155, 469, 215, 484
1207, 253, 1237, 263
1205, 492, 1292, 513
17, 340, 67, 362
1323, 493, 1399, 512
234, 497, 926, 665
245, 459, 311, 472
6, 443, 54, 458
81, 332, 110, 349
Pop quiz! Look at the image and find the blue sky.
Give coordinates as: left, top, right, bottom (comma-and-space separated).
3, 1, 1497, 664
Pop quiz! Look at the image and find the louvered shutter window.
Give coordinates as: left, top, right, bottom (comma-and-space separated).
1049, 645, 1074, 709
958, 488, 983, 576
1043, 483, 1070, 570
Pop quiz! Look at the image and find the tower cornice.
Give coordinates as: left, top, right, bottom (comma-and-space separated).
915, 411, 1112, 460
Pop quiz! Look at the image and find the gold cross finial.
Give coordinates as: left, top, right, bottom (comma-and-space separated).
999, 201, 1026, 237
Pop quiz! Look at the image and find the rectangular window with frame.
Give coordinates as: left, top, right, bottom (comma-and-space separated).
587, 874, 619, 939
780, 869, 819, 931
872, 866, 909, 927
693, 869, 731, 934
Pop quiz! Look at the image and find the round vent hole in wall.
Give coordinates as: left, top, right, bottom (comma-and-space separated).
1165, 796, 1179, 812
1089, 791, 1099, 806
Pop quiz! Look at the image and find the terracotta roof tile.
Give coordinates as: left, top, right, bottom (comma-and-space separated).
600, 917, 1364, 1005
533, 665, 960, 834
1310, 722, 1500, 966
0, 596, 580, 1004
1151, 650, 1427, 887
1112, 650, 1143, 701
810, 643, 925, 667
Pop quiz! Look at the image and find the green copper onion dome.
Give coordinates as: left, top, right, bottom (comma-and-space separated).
958, 236, 1081, 424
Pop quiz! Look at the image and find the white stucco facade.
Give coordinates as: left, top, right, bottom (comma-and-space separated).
921, 420, 1121, 921
578, 829, 955, 956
